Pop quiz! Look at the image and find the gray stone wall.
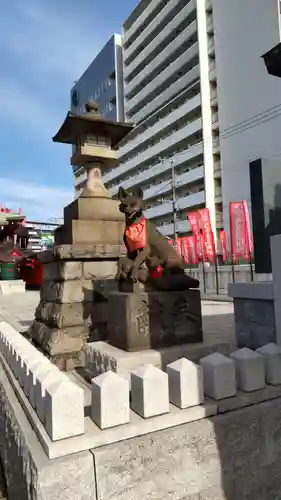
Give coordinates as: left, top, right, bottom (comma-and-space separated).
92, 398, 281, 500
234, 297, 276, 348
0, 363, 96, 500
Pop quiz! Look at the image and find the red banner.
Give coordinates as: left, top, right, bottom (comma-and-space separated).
188, 208, 216, 262
181, 237, 191, 264
188, 211, 204, 259
219, 230, 228, 262
175, 238, 182, 257
242, 200, 253, 253
181, 235, 198, 264
198, 208, 216, 262
229, 201, 253, 262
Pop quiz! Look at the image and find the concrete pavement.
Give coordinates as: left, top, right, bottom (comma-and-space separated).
0, 291, 235, 347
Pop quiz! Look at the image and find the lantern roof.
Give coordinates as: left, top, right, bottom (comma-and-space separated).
52, 101, 134, 148
262, 42, 281, 78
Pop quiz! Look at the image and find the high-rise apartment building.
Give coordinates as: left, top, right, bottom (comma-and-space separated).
71, 34, 125, 197
102, 0, 281, 242
103, 0, 221, 239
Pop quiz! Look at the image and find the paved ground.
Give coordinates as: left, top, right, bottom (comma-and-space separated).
0, 291, 235, 346
0, 291, 38, 333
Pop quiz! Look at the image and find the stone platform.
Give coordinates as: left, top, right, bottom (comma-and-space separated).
28, 244, 125, 370
83, 337, 233, 382
3, 320, 281, 498
0, 280, 25, 295
228, 281, 275, 349
108, 288, 202, 351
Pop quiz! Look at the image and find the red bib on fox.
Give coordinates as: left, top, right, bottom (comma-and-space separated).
125, 218, 146, 252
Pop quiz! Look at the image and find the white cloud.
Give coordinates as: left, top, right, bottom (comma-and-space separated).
0, 178, 73, 221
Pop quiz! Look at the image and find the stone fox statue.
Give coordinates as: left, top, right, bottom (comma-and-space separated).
115, 186, 199, 289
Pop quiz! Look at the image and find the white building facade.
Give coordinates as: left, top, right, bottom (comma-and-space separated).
212, 0, 281, 238
103, 0, 222, 239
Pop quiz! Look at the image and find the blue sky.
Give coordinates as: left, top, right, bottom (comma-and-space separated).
0, 0, 138, 220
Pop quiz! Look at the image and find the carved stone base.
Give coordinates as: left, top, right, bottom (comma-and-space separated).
108, 289, 203, 352
28, 245, 123, 370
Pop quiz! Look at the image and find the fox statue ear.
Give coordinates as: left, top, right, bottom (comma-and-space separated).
132, 187, 143, 200
118, 186, 128, 200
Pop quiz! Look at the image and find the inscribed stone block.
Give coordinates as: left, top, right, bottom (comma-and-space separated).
256, 343, 281, 385
34, 364, 62, 421
130, 364, 170, 418
200, 352, 237, 400
44, 379, 85, 441
108, 289, 202, 352
91, 371, 130, 429
230, 348, 265, 392
167, 358, 204, 409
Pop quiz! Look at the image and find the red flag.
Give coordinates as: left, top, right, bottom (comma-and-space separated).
242, 200, 253, 253
219, 230, 228, 262
175, 238, 182, 257
229, 201, 252, 262
181, 237, 191, 264
188, 211, 204, 259
198, 208, 216, 262
186, 235, 198, 264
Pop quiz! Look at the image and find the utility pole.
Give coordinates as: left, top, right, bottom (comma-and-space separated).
170, 157, 177, 244
158, 156, 177, 244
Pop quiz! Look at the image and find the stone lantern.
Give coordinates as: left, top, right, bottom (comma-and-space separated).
52, 101, 134, 245
27, 102, 134, 370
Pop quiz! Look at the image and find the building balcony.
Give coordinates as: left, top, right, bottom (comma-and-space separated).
208, 38, 215, 56
143, 165, 204, 201
122, 0, 163, 47
108, 143, 204, 195
216, 212, 223, 226
123, 0, 191, 61
212, 111, 219, 129
215, 185, 222, 201
206, 0, 212, 12
159, 218, 190, 236
104, 118, 202, 185
74, 171, 87, 188
126, 43, 199, 115
144, 190, 205, 219
210, 87, 218, 105
209, 61, 216, 82
124, 0, 196, 81
119, 93, 201, 160
125, 22, 198, 97
128, 65, 200, 124
206, 15, 214, 34
212, 137, 220, 153
71, 144, 117, 168
213, 160, 221, 178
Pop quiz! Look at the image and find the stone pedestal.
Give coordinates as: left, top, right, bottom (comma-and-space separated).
108, 287, 203, 352
27, 244, 124, 370
55, 196, 124, 246
228, 281, 276, 349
